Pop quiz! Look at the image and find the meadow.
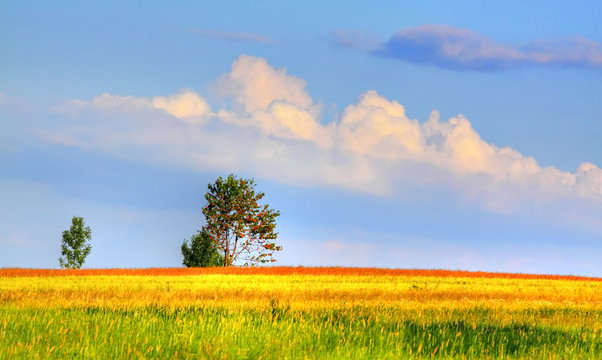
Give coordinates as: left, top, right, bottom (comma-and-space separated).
1, 267, 601, 359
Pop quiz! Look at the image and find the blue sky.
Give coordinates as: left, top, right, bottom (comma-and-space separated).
2, 1, 602, 275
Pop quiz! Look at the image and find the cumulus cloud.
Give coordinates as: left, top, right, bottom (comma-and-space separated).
151, 91, 212, 122
576, 163, 602, 197
36, 55, 602, 208
189, 29, 274, 44
214, 55, 319, 114
335, 25, 602, 71
338, 90, 423, 158
63, 90, 212, 121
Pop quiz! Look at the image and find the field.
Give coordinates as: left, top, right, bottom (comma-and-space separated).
1, 267, 601, 359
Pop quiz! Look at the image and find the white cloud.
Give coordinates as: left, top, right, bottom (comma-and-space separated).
35, 55, 602, 209
576, 162, 602, 196
214, 54, 319, 115
152, 91, 212, 121
338, 90, 424, 158
67, 91, 212, 122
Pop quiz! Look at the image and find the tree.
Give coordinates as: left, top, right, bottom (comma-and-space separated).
202, 174, 281, 266
59, 216, 92, 269
181, 229, 225, 267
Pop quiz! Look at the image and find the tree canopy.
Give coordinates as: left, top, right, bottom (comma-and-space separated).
181, 230, 224, 267
202, 174, 281, 266
59, 216, 92, 269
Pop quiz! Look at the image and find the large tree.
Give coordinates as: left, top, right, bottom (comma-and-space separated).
202, 174, 281, 266
59, 216, 92, 269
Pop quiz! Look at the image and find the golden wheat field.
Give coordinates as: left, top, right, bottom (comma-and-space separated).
1, 267, 601, 359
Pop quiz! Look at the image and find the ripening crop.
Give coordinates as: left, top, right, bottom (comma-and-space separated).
1, 267, 601, 359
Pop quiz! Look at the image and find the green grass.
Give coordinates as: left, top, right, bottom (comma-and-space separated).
2, 306, 601, 359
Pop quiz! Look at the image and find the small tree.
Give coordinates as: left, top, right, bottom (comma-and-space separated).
59, 216, 92, 269
203, 174, 281, 266
181, 229, 225, 267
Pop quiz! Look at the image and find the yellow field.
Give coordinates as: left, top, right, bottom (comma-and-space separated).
3, 271, 602, 320
2, 268, 601, 359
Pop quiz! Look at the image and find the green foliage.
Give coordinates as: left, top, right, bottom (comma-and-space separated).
202, 174, 281, 266
58, 216, 92, 269
181, 230, 225, 267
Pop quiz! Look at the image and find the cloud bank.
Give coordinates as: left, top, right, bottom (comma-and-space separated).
335, 25, 602, 71
39, 55, 602, 215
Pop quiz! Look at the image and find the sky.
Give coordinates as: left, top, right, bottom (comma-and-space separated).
1, 1, 602, 275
